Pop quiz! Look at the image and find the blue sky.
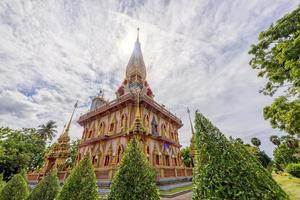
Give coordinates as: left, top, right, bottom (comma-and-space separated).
0, 0, 299, 156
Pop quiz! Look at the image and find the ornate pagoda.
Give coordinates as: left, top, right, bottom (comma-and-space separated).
77, 29, 192, 183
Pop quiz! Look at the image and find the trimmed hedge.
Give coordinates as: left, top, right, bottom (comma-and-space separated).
286, 163, 300, 178
108, 139, 160, 200
0, 173, 29, 200
192, 112, 289, 200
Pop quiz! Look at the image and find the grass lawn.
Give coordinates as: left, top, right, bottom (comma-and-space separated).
159, 184, 193, 195
273, 174, 300, 200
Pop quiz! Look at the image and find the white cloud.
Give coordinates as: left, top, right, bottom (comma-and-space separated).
0, 0, 298, 156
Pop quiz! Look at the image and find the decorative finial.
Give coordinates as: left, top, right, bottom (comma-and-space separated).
98, 89, 104, 97
187, 107, 194, 135
137, 27, 140, 42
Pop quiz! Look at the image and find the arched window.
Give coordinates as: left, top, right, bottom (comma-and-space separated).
88, 130, 93, 138
99, 122, 105, 135
161, 124, 166, 137
156, 155, 160, 165
151, 117, 158, 136
121, 114, 127, 131
165, 155, 170, 166
104, 155, 110, 166
144, 115, 149, 128
116, 145, 123, 164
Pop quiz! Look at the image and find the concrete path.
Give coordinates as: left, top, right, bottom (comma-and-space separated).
161, 192, 192, 200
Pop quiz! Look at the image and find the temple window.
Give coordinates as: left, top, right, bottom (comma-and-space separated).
92, 155, 97, 165
104, 155, 110, 166
109, 123, 114, 132
161, 124, 166, 137
121, 114, 127, 131
99, 122, 105, 135
88, 130, 93, 138
165, 155, 170, 166
117, 146, 123, 164
151, 117, 158, 136
143, 115, 149, 128
156, 155, 160, 165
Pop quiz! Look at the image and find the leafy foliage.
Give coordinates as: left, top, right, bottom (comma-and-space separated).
108, 139, 160, 200
56, 154, 99, 200
249, 5, 300, 136
274, 143, 299, 171
286, 163, 300, 178
251, 137, 261, 147
0, 174, 5, 192
27, 169, 60, 200
193, 112, 288, 200
180, 146, 193, 167
65, 139, 81, 168
264, 97, 300, 135
0, 173, 29, 200
270, 135, 281, 146
0, 127, 46, 180
37, 120, 57, 142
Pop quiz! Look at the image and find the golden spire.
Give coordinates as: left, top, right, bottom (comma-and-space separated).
126, 28, 146, 80
62, 100, 78, 136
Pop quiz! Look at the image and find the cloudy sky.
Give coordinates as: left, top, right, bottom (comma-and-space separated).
0, 0, 298, 156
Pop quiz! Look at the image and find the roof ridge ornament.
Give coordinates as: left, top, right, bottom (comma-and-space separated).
137, 27, 140, 42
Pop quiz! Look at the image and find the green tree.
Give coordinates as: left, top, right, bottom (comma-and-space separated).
274, 143, 299, 171
249, 5, 300, 136
270, 135, 281, 146
251, 137, 261, 148
0, 127, 46, 180
37, 120, 57, 142
108, 139, 159, 200
56, 154, 99, 200
0, 173, 29, 200
180, 147, 193, 167
27, 169, 60, 200
193, 112, 288, 200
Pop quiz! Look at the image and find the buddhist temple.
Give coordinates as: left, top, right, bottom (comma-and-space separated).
77, 29, 192, 185
28, 29, 192, 187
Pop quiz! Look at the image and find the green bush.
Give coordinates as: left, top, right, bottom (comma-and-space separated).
0, 173, 29, 200
286, 163, 300, 178
274, 143, 299, 171
27, 169, 60, 200
108, 139, 159, 200
192, 112, 289, 200
56, 154, 99, 200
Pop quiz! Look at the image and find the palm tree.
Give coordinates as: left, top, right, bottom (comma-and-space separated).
270, 135, 281, 146
37, 120, 57, 142
251, 137, 261, 148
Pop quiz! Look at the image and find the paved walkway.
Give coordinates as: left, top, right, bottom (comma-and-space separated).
161, 192, 192, 200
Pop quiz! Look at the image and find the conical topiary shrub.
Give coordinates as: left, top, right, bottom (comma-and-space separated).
27, 169, 60, 200
0, 173, 29, 200
56, 154, 99, 200
192, 112, 289, 200
108, 139, 160, 200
